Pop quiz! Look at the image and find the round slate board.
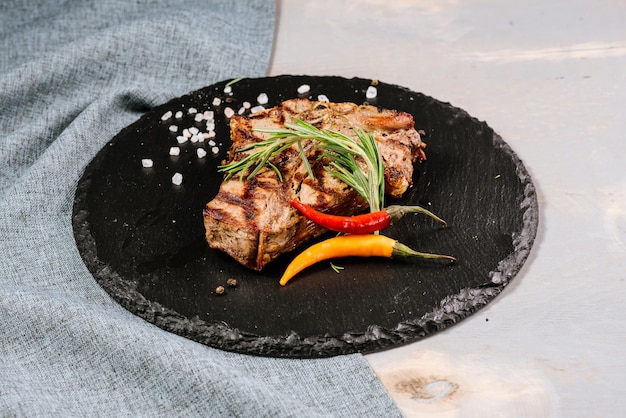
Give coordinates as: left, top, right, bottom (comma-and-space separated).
72, 75, 538, 358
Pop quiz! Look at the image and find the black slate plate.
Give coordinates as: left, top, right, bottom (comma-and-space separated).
73, 75, 538, 358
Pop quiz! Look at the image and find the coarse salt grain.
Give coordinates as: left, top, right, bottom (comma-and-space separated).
224, 107, 235, 118
189, 127, 199, 135
366, 86, 378, 99
190, 134, 199, 143
206, 130, 216, 138
172, 172, 183, 185
257, 93, 268, 104
238, 107, 246, 115
212, 97, 221, 106
188, 107, 197, 114
224, 86, 232, 94
243, 101, 251, 109
141, 159, 153, 168
297, 84, 310, 94
251, 105, 265, 114
194, 113, 204, 122
211, 146, 219, 154
169, 147, 180, 156
161, 111, 172, 121
197, 148, 207, 158
176, 136, 188, 144
175, 110, 183, 119
182, 128, 191, 138
208, 140, 216, 146
206, 121, 215, 131
317, 94, 329, 102
169, 125, 178, 132
203, 110, 214, 120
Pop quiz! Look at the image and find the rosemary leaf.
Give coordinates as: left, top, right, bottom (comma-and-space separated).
330, 262, 344, 273
225, 77, 243, 87
297, 140, 314, 180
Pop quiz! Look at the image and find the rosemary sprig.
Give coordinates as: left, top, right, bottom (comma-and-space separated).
219, 135, 303, 182
318, 126, 385, 212
218, 119, 386, 212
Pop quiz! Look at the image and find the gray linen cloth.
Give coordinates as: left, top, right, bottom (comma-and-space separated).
0, 1, 402, 416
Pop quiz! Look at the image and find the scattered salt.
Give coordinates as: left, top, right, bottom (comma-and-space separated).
168, 125, 178, 132
169, 147, 180, 156
175, 110, 183, 119
171, 172, 183, 185
141, 159, 153, 168
188, 107, 197, 114
366, 86, 377, 99
257, 93, 268, 104
212, 97, 221, 106
161, 111, 172, 121
251, 105, 265, 114
197, 148, 207, 158
224, 85, 232, 94
238, 107, 246, 115
297, 84, 310, 94
224, 107, 235, 118
243, 101, 251, 109
194, 113, 204, 122
208, 140, 216, 146
190, 134, 199, 143
211, 146, 219, 154
176, 136, 188, 144
189, 127, 199, 135
203, 110, 214, 120
317, 94, 329, 102
206, 121, 215, 131
182, 128, 191, 138
206, 130, 216, 138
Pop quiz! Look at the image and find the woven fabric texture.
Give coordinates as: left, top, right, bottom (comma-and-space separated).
0, 1, 401, 416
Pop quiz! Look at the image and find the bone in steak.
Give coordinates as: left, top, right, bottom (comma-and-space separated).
203, 98, 426, 271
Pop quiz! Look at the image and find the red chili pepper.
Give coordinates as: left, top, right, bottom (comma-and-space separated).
290, 200, 447, 234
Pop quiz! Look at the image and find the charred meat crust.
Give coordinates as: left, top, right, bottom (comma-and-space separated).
204, 98, 426, 271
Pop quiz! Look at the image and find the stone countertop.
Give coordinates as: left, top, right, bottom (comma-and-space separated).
270, 1, 626, 416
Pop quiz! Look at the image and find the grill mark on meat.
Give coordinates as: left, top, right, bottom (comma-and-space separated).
204, 193, 256, 224
204, 98, 426, 271
276, 104, 286, 125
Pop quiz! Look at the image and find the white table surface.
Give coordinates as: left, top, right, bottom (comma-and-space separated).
270, 1, 626, 416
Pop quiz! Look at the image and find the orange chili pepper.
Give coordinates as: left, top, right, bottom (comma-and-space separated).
279, 234, 455, 286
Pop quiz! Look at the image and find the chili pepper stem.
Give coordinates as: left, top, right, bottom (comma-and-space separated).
386, 205, 448, 228
392, 242, 457, 262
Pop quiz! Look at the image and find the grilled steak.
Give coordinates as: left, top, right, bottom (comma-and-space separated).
203, 98, 426, 271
